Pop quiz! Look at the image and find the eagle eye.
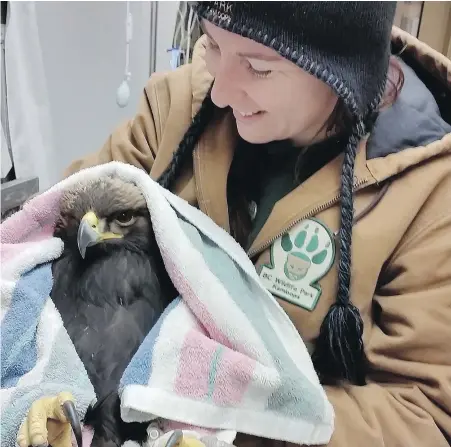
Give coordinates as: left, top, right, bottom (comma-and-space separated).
114, 211, 136, 226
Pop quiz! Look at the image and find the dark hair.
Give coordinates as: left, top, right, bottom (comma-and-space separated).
324, 56, 405, 138
157, 56, 404, 384
158, 86, 215, 191
311, 120, 367, 385
311, 56, 405, 385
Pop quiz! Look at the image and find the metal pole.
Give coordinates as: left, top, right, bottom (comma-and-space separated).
149, 0, 158, 75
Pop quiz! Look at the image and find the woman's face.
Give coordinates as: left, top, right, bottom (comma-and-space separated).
203, 20, 338, 146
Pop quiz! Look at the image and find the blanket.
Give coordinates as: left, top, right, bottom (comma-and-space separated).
1, 161, 334, 447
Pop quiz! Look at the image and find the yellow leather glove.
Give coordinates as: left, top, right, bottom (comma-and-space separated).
178, 437, 207, 447
17, 391, 79, 447
161, 430, 234, 447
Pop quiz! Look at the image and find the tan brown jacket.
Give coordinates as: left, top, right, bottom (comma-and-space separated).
66, 28, 451, 447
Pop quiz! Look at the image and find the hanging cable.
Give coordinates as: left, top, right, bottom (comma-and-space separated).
116, 1, 132, 108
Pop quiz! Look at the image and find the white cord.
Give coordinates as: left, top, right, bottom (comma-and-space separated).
116, 1, 133, 107
124, 0, 132, 81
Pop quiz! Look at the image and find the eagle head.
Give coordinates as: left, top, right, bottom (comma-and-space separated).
54, 176, 154, 259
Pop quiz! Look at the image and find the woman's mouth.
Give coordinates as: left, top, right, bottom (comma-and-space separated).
233, 109, 265, 122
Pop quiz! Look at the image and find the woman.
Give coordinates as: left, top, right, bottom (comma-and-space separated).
18, 2, 451, 446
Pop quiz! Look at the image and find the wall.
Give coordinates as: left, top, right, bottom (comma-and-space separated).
5, 1, 184, 188
34, 0, 154, 182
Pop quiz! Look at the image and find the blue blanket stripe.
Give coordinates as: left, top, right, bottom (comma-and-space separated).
207, 345, 224, 400
2, 327, 95, 447
1, 264, 53, 389
1, 263, 96, 447
120, 297, 182, 389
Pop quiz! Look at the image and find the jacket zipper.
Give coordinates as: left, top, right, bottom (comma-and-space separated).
247, 178, 370, 258
193, 145, 207, 215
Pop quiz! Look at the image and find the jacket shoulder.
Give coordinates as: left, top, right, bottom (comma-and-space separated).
143, 64, 195, 135
144, 57, 212, 138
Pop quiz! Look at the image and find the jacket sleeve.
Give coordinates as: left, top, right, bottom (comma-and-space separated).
322, 175, 451, 447
63, 76, 161, 177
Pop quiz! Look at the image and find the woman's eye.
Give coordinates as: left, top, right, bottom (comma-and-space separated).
247, 61, 272, 78
115, 211, 135, 225
248, 66, 272, 78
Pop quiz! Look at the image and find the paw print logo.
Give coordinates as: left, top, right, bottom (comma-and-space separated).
281, 225, 331, 281
259, 218, 335, 311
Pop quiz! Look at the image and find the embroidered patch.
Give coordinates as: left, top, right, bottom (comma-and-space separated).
258, 218, 335, 311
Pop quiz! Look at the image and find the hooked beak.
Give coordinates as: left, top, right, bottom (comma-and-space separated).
77, 211, 123, 259
61, 400, 83, 447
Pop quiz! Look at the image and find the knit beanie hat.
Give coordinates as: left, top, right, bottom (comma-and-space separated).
159, 1, 397, 385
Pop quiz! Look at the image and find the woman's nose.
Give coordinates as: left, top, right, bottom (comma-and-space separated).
210, 59, 246, 109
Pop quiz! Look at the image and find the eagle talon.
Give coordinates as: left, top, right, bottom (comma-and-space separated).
165, 430, 184, 447
62, 400, 83, 447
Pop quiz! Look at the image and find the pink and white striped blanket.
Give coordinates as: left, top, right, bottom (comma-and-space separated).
1, 162, 334, 447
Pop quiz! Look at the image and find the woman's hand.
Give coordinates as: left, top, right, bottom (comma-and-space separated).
17, 391, 81, 447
